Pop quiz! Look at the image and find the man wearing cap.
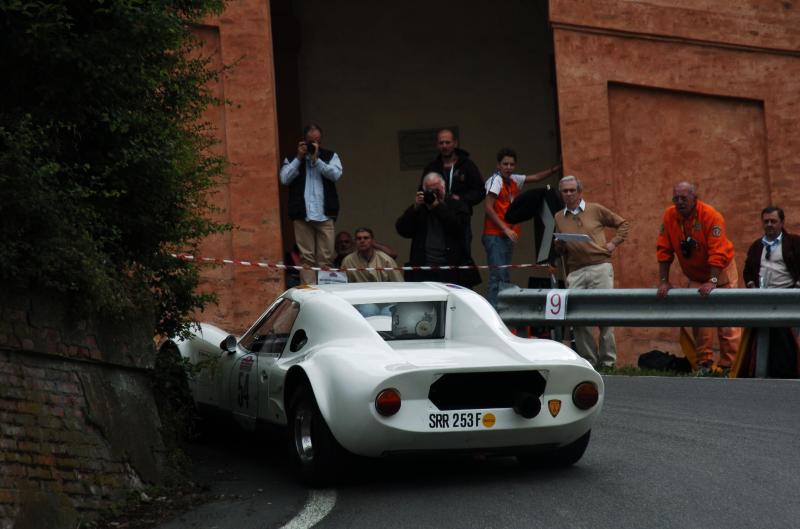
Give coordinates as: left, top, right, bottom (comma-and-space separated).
656, 181, 741, 374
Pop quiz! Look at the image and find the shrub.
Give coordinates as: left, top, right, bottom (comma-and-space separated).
0, 0, 229, 338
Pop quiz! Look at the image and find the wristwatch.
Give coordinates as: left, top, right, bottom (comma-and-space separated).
709, 277, 718, 284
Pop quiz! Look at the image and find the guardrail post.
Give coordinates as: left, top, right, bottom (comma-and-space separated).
755, 328, 770, 377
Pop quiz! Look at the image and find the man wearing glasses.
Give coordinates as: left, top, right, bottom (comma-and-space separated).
553, 175, 630, 369
656, 181, 740, 374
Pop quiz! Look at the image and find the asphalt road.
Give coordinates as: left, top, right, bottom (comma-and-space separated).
157, 377, 800, 529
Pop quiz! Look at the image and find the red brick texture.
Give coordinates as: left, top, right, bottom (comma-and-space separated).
550, 0, 800, 365
193, 1, 285, 334
0, 290, 166, 528
0, 351, 161, 527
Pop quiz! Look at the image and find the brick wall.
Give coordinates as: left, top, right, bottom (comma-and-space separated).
0, 289, 167, 529
193, 0, 286, 334
550, 0, 800, 364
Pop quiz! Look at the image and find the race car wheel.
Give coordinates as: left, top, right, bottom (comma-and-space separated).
517, 430, 591, 469
289, 384, 345, 485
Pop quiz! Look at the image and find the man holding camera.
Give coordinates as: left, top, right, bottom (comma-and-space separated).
656, 181, 740, 374
279, 123, 343, 285
396, 172, 481, 288
421, 129, 484, 253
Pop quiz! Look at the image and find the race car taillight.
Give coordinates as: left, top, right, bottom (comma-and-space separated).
572, 382, 599, 410
375, 388, 402, 416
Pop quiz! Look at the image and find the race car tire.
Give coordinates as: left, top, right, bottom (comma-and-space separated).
516, 430, 591, 468
289, 384, 346, 485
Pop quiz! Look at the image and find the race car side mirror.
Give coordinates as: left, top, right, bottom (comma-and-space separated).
220, 335, 237, 354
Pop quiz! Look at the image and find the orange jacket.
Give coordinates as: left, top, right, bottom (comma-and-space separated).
656, 200, 735, 282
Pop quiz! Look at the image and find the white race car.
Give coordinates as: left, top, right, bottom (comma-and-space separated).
167, 282, 603, 483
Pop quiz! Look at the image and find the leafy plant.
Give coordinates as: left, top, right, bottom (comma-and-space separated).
0, 0, 229, 338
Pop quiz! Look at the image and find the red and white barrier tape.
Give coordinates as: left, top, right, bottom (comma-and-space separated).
171, 253, 549, 272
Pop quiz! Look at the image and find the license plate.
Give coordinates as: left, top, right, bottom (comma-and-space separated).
428, 411, 494, 429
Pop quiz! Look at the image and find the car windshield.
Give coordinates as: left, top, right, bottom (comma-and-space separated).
352, 301, 445, 341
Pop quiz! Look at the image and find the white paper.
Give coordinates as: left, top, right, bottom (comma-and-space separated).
545, 289, 568, 320
317, 271, 348, 284
553, 232, 592, 242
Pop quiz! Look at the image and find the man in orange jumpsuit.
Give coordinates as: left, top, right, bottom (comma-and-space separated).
656, 182, 741, 374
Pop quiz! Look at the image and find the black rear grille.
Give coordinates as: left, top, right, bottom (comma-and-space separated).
428, 371, 546, 411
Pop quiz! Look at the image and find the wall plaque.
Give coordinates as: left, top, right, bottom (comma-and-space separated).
398, 126, 458, 170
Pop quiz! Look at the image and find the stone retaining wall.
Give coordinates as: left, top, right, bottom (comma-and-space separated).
0, 289, 168, 529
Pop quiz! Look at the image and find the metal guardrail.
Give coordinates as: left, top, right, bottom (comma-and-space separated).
498, 288, 800, 377
497, 288, 800, 328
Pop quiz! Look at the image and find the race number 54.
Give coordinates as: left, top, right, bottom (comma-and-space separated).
545, 289, 568, 320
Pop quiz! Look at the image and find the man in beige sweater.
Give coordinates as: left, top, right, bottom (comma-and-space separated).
341, 227, 404, 283
553, 175, 630, 368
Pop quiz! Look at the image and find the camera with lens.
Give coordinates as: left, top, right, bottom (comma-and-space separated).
422, 190, 436, 205
679, 237, 697, 258
305, 141, 317, 156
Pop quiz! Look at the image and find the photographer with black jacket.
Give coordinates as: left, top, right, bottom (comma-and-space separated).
397, 172, 481, 288
420, 129, 484, 254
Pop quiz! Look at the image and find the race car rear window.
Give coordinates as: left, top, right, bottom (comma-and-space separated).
352, 301, 445, 340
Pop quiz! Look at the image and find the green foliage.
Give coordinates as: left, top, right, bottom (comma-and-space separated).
152, 344, 200, 468
0, 0, 229, 337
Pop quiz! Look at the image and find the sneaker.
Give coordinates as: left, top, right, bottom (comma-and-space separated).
596, 364, 616, 374
696, 363, 731, 377
714, 365, 732, 378
694, 362, 713, 377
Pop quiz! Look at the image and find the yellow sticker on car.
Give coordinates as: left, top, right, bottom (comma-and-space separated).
482, 413, 496, 428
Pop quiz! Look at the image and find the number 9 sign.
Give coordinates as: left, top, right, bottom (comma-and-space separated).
545, 289, 568, 320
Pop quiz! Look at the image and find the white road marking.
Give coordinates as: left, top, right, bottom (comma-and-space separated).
279, 489, 337, 529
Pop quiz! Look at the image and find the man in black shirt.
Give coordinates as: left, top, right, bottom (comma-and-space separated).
397, 172, 481, 288
421, 129, 484, 252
